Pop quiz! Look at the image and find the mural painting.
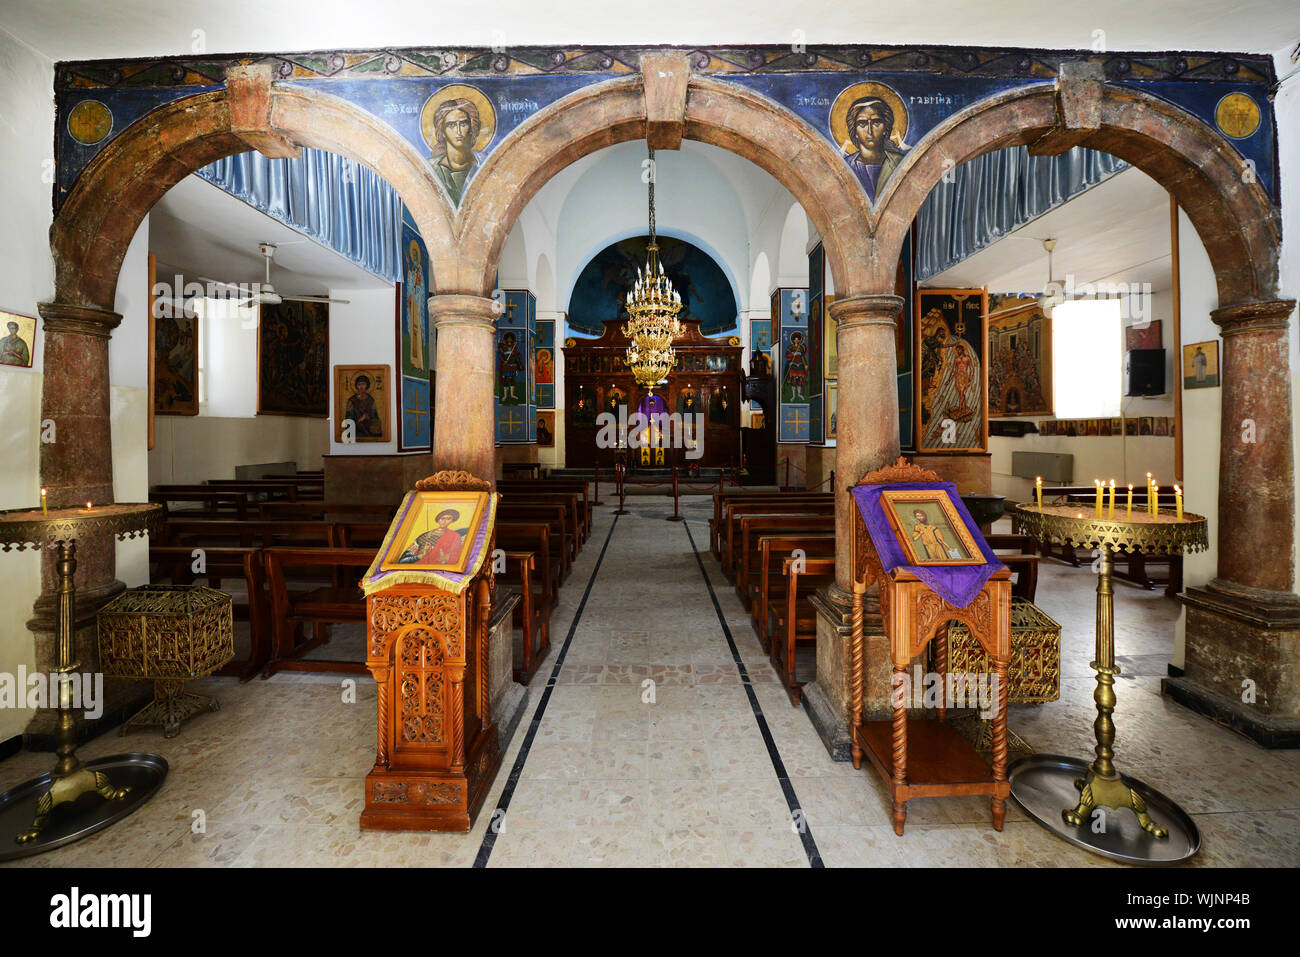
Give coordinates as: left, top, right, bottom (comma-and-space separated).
915, 287, 987, 453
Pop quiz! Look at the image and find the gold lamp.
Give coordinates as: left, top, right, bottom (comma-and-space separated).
623, 146, 683, 394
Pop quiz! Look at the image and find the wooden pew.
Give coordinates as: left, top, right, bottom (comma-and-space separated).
496, 502, 573, 574
721, 497, 833, 576
710, 490, 832, 556
770, 556, 837, 705
258, 501, 398, 522
160, 518, 337, 550
148, 489, 249, 519
498, 480, 592, 538
149, 544, 270, 681
154, 482, 302, 503
496, 522, 562, 607
501, 491, 585, 549
735, 513, 836, 605
262, 547, 376, 676
754, 533, 835, 650
501, 551, 550, 684
987, 534, 1040, 602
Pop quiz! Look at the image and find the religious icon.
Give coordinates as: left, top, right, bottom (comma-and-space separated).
677, 386, 701, 415
915, 289, 987, 454
988, 296, 1051, 417
830, 82, 911, 204
334, 365, 392, 443
496, 330, 525, 405
378, 490, 489, 574
405, 239, 427, 372
605, 385, 627, 416
152, 303, 198, 414
880, 489, 983, 567
572, 385, 597, 425
1125, 320, 1162, 352
537, 411, 555, 447
782, 330, 809, 402
0, 310, 35, 370
709, 386, 732, 425
536, 347, 554, 384
258, 300, 329, 417
420, 85, 496, 207
826, 383, 838, 440
1182, 340, 1219, 389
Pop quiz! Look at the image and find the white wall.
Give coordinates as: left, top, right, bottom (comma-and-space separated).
326, 286, 401, 457
0, 28, 54, 742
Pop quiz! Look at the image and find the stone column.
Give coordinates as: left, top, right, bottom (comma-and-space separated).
27, 303, 139, 745
430, 294, 498, 484
803, 294, 903, 760
1164, 298, 1300, 746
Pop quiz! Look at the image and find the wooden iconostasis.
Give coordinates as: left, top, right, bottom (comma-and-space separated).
563, 319, 744, 470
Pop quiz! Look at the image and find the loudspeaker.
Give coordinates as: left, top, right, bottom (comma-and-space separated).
1126, 348, 1165, 396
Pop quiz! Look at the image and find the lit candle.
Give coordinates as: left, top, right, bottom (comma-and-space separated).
1174, 484, 1183, 521
1108, 480, 1116, 519
1094, 479, 1103, 518
1150, 484, 1159, 519
85, 501, 92, 511
1126, 484, 1133, 519
1035, 476, 1043, 511
40, 487, 47, 516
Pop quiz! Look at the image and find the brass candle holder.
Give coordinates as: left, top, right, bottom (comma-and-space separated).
0, 502, 168, 860
1010, 502, 1208, 864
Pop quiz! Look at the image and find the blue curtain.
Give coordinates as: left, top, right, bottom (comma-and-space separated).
197, 147, 403, 282
915, 147, 1127, 281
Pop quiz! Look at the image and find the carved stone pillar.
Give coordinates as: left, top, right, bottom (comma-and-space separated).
1164, 298, 1300, 747
26, 303, 141, 745
430, 294, 498, 484
803, 294, 903, 759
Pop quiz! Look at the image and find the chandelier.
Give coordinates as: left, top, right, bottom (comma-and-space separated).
623, 147, 683, 394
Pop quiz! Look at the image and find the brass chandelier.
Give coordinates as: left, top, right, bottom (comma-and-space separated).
623, 147, 683, 394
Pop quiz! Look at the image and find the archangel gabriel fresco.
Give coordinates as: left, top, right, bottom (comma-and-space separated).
830, 81, 911, 205
420, 84, 496, 206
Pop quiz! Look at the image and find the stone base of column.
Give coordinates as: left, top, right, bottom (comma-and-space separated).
802, 584, 888, 761
1162, 584, 1300, 749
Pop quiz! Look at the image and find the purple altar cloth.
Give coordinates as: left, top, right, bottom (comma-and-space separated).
850, 480, 1006, 609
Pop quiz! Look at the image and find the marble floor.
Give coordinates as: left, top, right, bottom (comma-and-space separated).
3, 495, 1299, 867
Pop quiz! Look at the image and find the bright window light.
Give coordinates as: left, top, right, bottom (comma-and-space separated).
1052, 298, 1122, 418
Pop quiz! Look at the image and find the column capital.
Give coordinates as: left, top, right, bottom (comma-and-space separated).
829, 294, 904, 329
428, 293, 500, 330
37, 301, 122, 338
1211, 298, 1296, 336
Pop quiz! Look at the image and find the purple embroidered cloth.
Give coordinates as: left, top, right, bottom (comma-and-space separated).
851, 480, 1006, 608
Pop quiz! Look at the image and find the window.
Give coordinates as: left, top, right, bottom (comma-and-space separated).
1052, 298, 1122, 418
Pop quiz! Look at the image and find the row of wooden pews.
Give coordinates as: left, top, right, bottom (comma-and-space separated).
711, 489, 836, 703
146, 473, 591, 686
710, 488, 1043, 705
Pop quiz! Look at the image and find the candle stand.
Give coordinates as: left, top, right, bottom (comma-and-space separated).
1009, 503, 1207, 864
0, 503, 168, 861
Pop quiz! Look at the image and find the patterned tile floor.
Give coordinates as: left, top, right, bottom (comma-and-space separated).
3, 496, 1299, 867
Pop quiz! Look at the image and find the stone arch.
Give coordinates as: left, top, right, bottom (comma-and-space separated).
50, 72, 453, 313
456, 73, 874, 300
873, 81, 1281, 307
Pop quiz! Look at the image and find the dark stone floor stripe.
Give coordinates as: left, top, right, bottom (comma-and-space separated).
681, 519, 824, 868
472, 512, 621, 868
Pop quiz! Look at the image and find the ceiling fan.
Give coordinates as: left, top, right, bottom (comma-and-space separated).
197, 243, 350, 307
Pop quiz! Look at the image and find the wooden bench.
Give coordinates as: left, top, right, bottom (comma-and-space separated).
257, 501, 398, 522
771, 556, 837, 704
501, 491, 585, 549
496, 522, 562, 608
498, 480, 592, 538
497, 502, 573, 574
710, 490, 832, 557
148, 490, 249, 519
154, 482, 303, 503
722, 498, 833, 576
987, 534, 1040, 603
262, 547, 376, 676
501, 551, 550, 684
734, 513, 835, 605
754, 533, 835, 649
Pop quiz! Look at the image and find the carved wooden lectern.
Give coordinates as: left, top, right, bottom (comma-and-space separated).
848, 459, 1012, 835
360, 472, 501, 832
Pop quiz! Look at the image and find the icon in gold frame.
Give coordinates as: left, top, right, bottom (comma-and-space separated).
378, 490, 489, 574
880, 488, 983, 566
